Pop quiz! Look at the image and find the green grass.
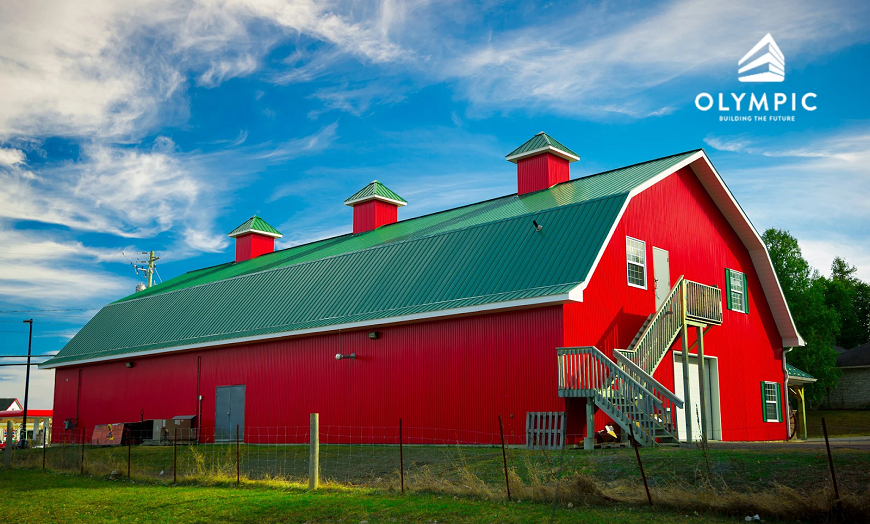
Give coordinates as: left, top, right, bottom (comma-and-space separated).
0, 469, 790, 524
807, 410, 870, 437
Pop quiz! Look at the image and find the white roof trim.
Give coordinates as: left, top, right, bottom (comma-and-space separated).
228, 229, 283, 239
344, 194, 408, 207
39, 292, 582, 369
506, 145, 580, 163
787, 375, 817, 384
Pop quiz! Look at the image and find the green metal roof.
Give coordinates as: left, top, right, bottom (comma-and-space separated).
228, 216, 282, 238
42, 149, 699, 367
506, 132, 580, 163
786, 364, 816, 380
344, 180, 407, 206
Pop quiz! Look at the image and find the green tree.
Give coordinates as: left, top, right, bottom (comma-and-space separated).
762, 229, 840, 405
827, 257, 870, 348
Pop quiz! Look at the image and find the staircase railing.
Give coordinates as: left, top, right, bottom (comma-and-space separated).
614, 350, 683, 442
557, 346, 668, 446
629, 277, 684, 375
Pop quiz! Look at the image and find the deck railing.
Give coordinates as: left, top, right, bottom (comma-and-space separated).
685, 279, 723, 325
557, 346, 667, 446
613, 350, 683, 442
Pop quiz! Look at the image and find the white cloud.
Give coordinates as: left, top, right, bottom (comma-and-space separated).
257, 121, 339, 160
705, 126, 870, 280
0, 148, 26, 166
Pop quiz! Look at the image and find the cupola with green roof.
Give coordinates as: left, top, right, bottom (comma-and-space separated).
345, 180, 407, 234
228, 215, 282, 263
506, 132, 579, 195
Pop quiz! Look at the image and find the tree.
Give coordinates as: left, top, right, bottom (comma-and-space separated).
827, 257, 870, 348
762, 229, 840, 405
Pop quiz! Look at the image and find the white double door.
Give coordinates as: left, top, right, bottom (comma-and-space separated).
673, 354, 721, 441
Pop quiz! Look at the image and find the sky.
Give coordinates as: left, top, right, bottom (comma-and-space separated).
1, 0, 869, 409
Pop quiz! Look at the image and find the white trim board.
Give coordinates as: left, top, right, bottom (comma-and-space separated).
40, 290, 583, 369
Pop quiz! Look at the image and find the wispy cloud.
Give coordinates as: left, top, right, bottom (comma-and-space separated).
257, 122, 339, 161
705, 126, 870, 279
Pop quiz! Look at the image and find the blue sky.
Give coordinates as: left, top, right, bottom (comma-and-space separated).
1, 0, 869, 408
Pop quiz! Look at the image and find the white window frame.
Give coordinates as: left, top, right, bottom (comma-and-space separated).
729, 269, 746, 313
763, 381, 780, 422
626, 236, 647, 289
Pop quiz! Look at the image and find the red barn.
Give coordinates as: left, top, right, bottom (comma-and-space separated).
41, 133, 805, 448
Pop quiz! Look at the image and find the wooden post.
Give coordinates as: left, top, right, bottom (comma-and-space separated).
584, 401, 595, 450
680, 282, 693, 443
822, 417, 840, 501
236, 424, 240, 485
498, 415, 511, 501
4, 421, 11, 469
173, 428, 178, 484
629, 424, 653, 506
308, 414, 319, 490
798, 387, 808, 440
80, 428, 85, 475
696, 325, 708, 444
42, 428, 46, 470
127, 431, 132, 478
399, 418, 404, 494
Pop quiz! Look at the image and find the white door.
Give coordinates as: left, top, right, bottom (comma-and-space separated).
653, 247, 670, 310
673, 355, 720, 441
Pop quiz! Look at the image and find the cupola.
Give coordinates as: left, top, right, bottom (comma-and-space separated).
344, 181, 407, 234
505, 132, 580, 195
228, 215, 282, 263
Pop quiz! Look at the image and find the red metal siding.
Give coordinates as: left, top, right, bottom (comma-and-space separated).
563, 166, 787, 441
517, 153, 569, 195
352, 200, 399, 234
234, 233, 275, 262
52, 306, 565, 444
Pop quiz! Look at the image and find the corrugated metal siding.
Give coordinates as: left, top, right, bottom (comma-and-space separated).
562, 166, 787, 441
517, 154, 569, 195
47, 194, 625, 365
52, 306, 565, 445
353, 200, 398, 234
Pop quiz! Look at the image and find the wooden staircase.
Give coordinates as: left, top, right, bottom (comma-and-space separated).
558, 277, 723, 447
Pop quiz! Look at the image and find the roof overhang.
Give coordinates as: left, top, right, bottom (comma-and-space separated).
787, 375, 817, 385
573, 150, 804, 348
506, 146, 581, 164
39, 287, 583, 369
344, 195, 408, 207
228, 229, 283, 239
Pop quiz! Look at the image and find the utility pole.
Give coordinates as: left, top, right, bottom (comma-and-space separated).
133, 251, 160, 289
19, 319, 33, 448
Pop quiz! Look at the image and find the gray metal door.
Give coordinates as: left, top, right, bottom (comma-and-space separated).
653, 247, 670, 310
215, 385, 245, 441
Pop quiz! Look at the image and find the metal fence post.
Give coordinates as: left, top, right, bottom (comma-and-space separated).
80, 428, 85, 475
822, 417, 840, 501
42, 428, 46, 470
498, 415, 511, 501
127, 431, 132, 479
236, 424, 240, 485
399, 418, 404, 494
309, 413, 319, 490
629, 424, 653, 506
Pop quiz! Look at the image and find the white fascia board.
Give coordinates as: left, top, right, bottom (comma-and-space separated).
688, 153, 804, 348
787, 375, 817, 384
506, 146, 580, 163
344, 195, 408, 207
39, 292, 582, 369
228, 229, 283, 239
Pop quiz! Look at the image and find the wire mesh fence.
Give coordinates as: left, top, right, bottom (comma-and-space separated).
4, 417, 870, 518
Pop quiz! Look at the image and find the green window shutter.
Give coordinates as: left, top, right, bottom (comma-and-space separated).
760, 382, 767, 422
725, 269, 733, 310
776, 383, 782, 422
743, 272, 750, 314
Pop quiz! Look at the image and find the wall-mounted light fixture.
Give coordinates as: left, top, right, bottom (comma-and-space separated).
368, 331, 380, 340
335, 352, 356, 360
126, 362, 135, 368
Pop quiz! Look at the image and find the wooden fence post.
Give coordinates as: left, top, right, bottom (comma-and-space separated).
4, 421, 11, 469
236, 424, 240, 485
42, 429, 46, 470
309, 413, 320, 490
629, 424, 653, 506
498, 415, 511, 501
80, 428, 85, 475
173, 428, 178, 484
822, 417, 840, 501
127, 431, 132, 479
399, 418, 404, 494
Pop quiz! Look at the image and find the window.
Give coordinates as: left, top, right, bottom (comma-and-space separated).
725, 268, 749, 313
626, 237, 646, 288
761, 382, 781, 422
